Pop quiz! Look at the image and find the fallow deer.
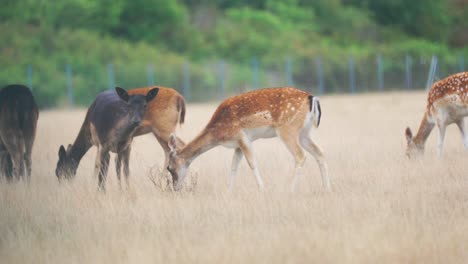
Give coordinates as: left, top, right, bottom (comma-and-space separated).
0, 84, 39, 181
128, 86, 186, 170
167, 87, 330, 191
405, 71, 468, 158
56, 87, 159, 190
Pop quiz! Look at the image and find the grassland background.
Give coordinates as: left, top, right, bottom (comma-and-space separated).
1, 91, 468, 263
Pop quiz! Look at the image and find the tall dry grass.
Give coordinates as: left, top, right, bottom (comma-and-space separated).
1, 91, 467, 263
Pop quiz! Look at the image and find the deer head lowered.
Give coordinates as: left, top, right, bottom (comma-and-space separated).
405, 72, 468, 158
166, 87, 329, 192
56, 87, 158, 190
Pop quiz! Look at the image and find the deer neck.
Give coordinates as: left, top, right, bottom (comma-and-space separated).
413, 112, 435, 148
179, 130, 217, 164
70, 120, 93, 164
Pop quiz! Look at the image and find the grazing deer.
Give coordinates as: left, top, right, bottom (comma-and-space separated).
128, 86, 186, 170
405, 71, 468, 158
55, 87, 159, 190
167, 87, 330, 191
0, 84, 39, 181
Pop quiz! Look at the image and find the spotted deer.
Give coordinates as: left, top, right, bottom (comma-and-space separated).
405, 71, 468, 158
56, 87, 159, 190
167, 87, 330, 191
0, 84, 39, 181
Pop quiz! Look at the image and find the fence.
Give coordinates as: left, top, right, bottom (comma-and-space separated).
17, 53, 467, 107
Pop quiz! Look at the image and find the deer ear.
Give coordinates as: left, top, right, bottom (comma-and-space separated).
146, 88, 159, 102
405, 127, 413, 143
115, 87, 129, 102
67, 144, 72, 152
59, 145, 66, 158
168, 133, 177, 153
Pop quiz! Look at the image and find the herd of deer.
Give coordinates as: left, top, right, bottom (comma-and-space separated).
0, 71, 467, 192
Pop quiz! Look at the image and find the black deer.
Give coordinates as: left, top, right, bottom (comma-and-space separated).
55, 87, 159, 190
0, 84, 39, 181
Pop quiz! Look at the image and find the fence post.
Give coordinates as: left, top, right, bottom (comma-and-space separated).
66, 64, 74, 106
183, 61, 190, 101
425, 55, 438, 91
315, 58, 324, 95
286, 57, 294, 86
147, 64, 155, 86
377, 53, 384, 91
27, 64, 33, 90
348, 56, 356, 94
218, 60, 226, 99
459, 54, 465, 72
108, 63, 115, 89
405, 54, 412, 90
251, 57, 259, 90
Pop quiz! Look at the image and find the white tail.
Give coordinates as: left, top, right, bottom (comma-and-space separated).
311, 96, 321, 128
167, 87, 330, 191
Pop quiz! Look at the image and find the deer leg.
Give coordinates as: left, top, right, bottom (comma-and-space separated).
23, 126, 35, 182
230, 148, 243, 191
0, 138, 13, 181
115, 153, 123, 190
456, 118, 468, 150
238, 135, 264, 190
276, 128, 306, 192
154, 133, 173, 188
1, 132, 25, 181
24, 150, 32, 182
436, 122, 447, 158
299, 129, 330, 190
93, 146, 101, 179
122, 146, 131, 189
97, 149, 110, 191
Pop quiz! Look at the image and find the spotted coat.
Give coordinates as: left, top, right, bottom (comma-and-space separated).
427, 71, 468, 116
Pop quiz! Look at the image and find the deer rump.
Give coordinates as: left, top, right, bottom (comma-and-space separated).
0, 84, 39, 180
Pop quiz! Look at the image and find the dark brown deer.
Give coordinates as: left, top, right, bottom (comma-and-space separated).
0, 84, 39, 181
55, 87, 159, 190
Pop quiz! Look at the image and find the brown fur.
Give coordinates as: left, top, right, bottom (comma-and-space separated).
406, 72, 468, 157
128, 86, 186, 150
427, 72, 468, 113
167, 87, 329, 191
204, 87, 311, 140
56, 88, 158, 190
0, 84, 39, 181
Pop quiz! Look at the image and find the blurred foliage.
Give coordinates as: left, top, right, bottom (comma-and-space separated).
0, 0, 467, 106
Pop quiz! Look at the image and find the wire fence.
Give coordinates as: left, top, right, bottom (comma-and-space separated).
22, 53, 466, 107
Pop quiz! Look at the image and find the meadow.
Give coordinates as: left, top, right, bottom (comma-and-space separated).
1, 91, 467, 263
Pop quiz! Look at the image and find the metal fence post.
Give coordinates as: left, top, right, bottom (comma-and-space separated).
218, 60, 225, 99
459, 54, 465, 72
426, 55, 438, 91
27, 64, 33, 90
66, 64, 74, 106
108, 63, 115, 89
251, 57, 259, 90
405, 54, 412, 90
348, 56, 356, 94
286, 57, 293, 86
147, 64, 155, 86
315, 58, 324, 95
183, 61, 190, 101
377, 53, 384, 91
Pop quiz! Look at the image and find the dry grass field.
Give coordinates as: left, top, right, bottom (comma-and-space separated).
1, 91, 468, 263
